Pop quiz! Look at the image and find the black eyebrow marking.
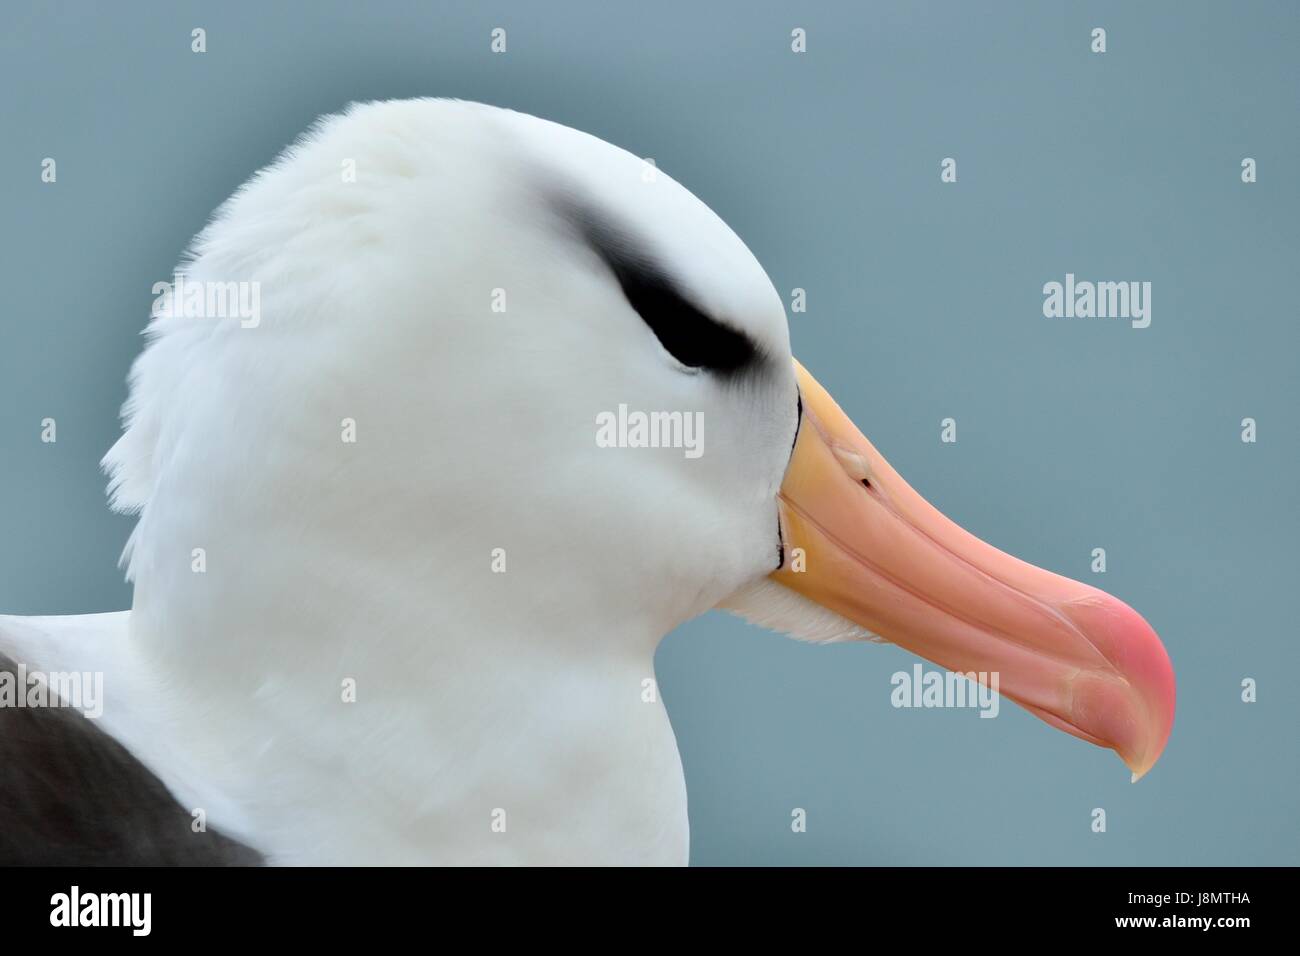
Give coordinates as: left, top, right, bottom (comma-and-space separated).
552, 195, 759, 374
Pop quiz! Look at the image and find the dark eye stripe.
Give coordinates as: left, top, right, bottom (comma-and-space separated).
601, 247, 756, 373
551, 193, 759, 374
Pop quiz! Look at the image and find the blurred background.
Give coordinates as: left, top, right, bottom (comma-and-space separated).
1, 1, 1296, 864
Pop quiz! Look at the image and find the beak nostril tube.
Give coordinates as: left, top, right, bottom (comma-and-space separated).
830, 444, 872, 485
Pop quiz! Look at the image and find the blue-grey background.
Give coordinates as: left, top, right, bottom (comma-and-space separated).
1, 1, 1296, 864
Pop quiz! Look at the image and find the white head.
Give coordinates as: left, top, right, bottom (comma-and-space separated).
107, 100, 812, 660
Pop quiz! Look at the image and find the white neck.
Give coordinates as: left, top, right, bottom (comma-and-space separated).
112, 533, 691, 864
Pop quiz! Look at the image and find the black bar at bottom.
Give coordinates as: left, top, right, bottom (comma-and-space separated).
0, 865, 1282, 939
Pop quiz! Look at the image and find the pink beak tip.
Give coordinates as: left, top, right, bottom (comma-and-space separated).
1063, 591, 1176, 780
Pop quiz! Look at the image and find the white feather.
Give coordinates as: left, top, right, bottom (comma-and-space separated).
720, 579, 884, 645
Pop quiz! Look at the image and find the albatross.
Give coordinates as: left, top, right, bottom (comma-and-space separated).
0, 99, 1175, 865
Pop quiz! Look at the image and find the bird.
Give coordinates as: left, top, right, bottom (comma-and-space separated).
0, 98, 1175, 865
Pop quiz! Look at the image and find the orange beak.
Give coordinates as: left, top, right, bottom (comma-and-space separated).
772, 360, 1176, 779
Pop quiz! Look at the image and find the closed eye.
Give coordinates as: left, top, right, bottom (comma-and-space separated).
602, 251, 756, 373
553, 193, 759, 374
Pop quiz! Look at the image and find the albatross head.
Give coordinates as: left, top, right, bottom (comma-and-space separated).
104, 99, 1172, 861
